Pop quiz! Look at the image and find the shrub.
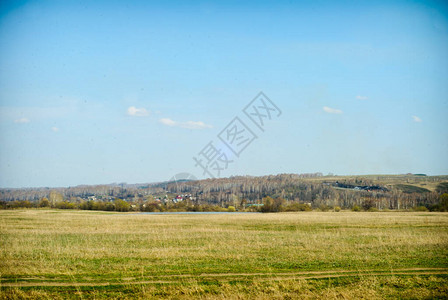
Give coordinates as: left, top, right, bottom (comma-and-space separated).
428, 194, 448, 212
105, 202, 115, 211
92, 201, 106, 211
284, 203, 312, 212
79, 200, 94, 210
439, 193, 448, 212
38, 198, 50, 208
246, 205, 259, 212
352, 205, 361, 212
260, 196, 285, 213
114, 199, 130, 212
334, 206, 341, 212
362, 199, 376, 211
367, 207, 379, 212
412, 206, 429, 212
318, 204, 331, 212
142, 202, 160, 212
9, 200, 34, 209
55, 201, 76, 209
227, 206, 236, 212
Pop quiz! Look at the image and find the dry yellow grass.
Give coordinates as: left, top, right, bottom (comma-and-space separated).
1, 210, 447, 298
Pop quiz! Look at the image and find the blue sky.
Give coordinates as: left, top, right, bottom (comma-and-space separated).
0, 0, 447, 188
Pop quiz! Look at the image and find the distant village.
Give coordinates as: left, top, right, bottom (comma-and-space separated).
1, 173, 448, 212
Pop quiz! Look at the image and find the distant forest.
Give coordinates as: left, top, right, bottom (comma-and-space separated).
1, 174, 448, 212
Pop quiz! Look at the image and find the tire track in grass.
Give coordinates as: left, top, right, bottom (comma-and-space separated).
1, 268, 447, 287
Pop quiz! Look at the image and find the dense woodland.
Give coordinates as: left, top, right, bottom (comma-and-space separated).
1, 174, 448, 212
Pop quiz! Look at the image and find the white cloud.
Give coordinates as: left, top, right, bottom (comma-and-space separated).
181, 121, 213, 129
127, 106, 149, 117
51, 127, 59, 132
323, 106, 343, 114
412, 115, 422, 123
356, 95, 368, 100
159, 118, 177, 126
159, 118, 212, 129
14, 117, 30, 123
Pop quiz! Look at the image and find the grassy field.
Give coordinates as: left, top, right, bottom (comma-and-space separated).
1, 210, 447, 299
307, 174, 448, 192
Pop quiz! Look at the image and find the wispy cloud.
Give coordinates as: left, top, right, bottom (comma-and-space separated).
159, 118, 177, 126
323, 106, 343, 114
412, 115, 422, 123
181, 121, 213, 129
356, 95, 368, 100
159, 118, 212, 129
14, 117, 30, 123
127, 106, 149, 117
51, 127, 59, 132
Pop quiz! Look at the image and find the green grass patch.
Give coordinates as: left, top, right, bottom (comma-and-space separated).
395, 184, 431, 194
1, 210, 447, 298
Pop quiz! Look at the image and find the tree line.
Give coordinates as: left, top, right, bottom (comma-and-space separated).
1, 174, 448, 212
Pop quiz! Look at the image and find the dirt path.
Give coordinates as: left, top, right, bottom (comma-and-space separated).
1, 268, 447, 287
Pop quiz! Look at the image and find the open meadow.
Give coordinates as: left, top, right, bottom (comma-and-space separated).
1, 210, 447, 299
